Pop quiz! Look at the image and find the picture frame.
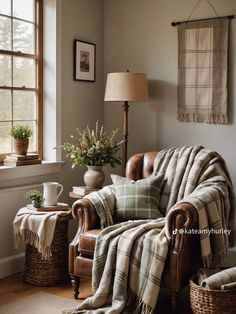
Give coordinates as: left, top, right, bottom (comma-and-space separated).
73, 39, 96, 82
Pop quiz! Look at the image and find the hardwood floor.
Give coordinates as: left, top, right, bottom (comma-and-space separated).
0, 273, 92, 306
0, 273, 192, 313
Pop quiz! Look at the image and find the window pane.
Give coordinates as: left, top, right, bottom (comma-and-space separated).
0, 16, 11, 50
13, 0, 34, 22
0, 55, 11, 86
13, 91, 36, 120
0, 90, 11, 120
0, 122, 11, 153
0, 0, 11, 16
13, 57, 35, 88
13, 20, 35, 54
13, 120, 36, 151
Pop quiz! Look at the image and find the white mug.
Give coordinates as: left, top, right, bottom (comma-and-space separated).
43, 182, 63, 206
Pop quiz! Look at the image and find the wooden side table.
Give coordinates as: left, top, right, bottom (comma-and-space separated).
23, 211, 72, 286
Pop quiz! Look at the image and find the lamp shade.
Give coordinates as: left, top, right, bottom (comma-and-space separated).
104, 72, 149, 102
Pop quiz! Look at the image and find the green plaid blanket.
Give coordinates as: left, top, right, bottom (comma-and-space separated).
153, 145, 235, 266
65, 146, 235, 314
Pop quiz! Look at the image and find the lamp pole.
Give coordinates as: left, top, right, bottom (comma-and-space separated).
122, 101, 129, 176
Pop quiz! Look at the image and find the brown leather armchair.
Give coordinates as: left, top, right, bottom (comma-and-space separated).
69, 152, 202, 311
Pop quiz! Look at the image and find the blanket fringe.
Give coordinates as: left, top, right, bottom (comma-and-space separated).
203, 249, 228, 268
177, 113, 228, 124
14, 230, 52, 260
126, 288, 155, 314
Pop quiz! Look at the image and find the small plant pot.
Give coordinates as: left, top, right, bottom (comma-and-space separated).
32, 200, 42, 208
14, 138, 29, 155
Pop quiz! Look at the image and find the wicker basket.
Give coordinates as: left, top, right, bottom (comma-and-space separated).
190, 275, 236, 314
23, 213, 72, 286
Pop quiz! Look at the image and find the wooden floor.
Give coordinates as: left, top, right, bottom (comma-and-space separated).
0, 273, 92, 306
0, 273, 192, 313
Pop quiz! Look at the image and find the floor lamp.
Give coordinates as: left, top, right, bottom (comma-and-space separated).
104, 72, 149, 176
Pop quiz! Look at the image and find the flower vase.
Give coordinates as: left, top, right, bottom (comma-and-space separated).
84, 166, 105, 189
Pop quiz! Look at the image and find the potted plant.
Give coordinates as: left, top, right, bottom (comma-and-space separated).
62, 121, 122, 188
10, 125, 32, 155
26, 190, 44, 208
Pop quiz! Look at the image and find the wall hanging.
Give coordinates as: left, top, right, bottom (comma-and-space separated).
172, 0, 234, 124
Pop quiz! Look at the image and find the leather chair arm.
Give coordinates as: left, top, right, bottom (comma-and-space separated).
72, 198, 100, 233
166, 202, 202, 291
69, 198, 100, 275
167, 202, 198, 253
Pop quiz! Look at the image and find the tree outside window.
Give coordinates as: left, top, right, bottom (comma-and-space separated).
0, 0, 43, 160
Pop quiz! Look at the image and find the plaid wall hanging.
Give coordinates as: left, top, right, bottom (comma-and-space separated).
177, 18, 229, 124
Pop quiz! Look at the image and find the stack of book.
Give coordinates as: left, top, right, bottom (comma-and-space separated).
4, 153, 42, 166
72, 186, 100, 197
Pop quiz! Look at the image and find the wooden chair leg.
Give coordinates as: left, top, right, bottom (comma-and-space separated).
71, 276, 80, 299
171, 290, 178, 313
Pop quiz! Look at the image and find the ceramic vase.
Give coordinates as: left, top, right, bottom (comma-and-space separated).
84, 166, 105, 189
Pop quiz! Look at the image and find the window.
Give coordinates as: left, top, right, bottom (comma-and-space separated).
0, 0, 43, 160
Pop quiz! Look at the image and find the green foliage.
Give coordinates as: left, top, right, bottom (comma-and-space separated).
25, 190, 44, 202
0, 12, 36, 153
62, 122, 122, 167
10, 125, 32, 139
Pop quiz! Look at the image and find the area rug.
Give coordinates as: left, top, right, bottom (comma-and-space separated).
0, 291, 80, 314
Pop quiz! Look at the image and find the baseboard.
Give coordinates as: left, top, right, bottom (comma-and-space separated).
0, 253, 25, 279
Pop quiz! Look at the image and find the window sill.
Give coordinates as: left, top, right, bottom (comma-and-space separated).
0, 161, 64, 182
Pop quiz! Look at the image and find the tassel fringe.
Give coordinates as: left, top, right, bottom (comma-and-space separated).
126, 288, 154, 314
178, 113, 228, 124
14, 230, 52, 260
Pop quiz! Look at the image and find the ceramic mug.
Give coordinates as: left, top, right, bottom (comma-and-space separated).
43, 182, 63, 206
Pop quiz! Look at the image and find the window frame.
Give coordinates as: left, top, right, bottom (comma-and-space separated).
0, 0, 43, 162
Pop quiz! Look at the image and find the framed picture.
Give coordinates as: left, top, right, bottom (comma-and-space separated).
73, 39, 96, 82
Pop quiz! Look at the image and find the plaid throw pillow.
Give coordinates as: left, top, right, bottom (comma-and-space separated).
111, 174, 163, 220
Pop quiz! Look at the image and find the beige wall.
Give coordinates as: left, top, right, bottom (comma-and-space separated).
104, 0, 236, 188
60, 0, 104, 193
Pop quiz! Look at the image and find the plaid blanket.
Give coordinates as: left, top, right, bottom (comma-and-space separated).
153, 145, 235, 266
177, 18, 229, 124
63, 218, 170, 314
65, 146, 235, 314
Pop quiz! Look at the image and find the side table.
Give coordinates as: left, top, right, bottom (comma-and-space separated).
23, 211, 72, 286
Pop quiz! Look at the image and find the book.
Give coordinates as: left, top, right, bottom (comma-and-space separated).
72, 186, 100, 196
5, 153, 39, 161
4, 158, 42, 166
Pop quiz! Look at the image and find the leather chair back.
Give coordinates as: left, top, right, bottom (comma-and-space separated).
125, 151, 158, 180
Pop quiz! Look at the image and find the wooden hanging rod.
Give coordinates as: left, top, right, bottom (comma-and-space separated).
171, 15, 234, 26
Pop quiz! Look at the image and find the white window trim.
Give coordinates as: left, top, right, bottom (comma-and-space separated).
0, 161, 64, 182
43, 0, 62, 161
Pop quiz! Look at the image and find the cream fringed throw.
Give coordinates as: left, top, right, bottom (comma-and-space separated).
65, 146, 235, 314
177, 18, 229, 124
13, 207, 69, 259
